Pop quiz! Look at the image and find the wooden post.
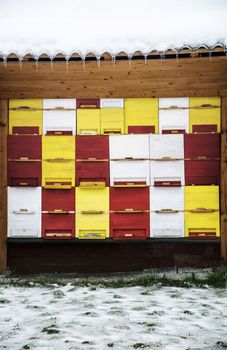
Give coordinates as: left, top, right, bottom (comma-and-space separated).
221, 97, 227, 264
0, 99, 8, 272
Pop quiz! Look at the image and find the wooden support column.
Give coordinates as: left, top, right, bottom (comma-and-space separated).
221, 97, 227, 264
0, 99, 8, 272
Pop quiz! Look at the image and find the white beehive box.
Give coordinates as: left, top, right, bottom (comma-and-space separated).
150, 187, 184, 237
43, 99, 76, 135
8, 187, 41, 238
110, 160, 150, 186
150, 160, 185, 186
110, 134, 150, 159
149, 134, 184, 159
159, 98, 189, 134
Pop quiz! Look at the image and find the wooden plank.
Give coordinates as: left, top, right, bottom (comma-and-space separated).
1, 69, 226, 80
221, 98, 227, 214
1, 87, 227, 99
0, 57, 227, 98
0, 99, 8, 272
7, 241, 220, 273
1, 56, 227, 73
221, 97, 227, 264
221, 215, 227, 263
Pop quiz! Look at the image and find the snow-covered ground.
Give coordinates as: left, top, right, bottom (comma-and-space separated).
0, 284, 227, 349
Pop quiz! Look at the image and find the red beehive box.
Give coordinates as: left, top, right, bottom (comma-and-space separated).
42, 188, 75, 239
185, 159, 220, 185
8, 135, 42, 160
184, 134, 220, 159
128, 126, 155, 134
76, 136, 109, 186
42, 214, 75, 239
7, 135, 42, 187
76, 136, 109, 159
42, 188, 75, 211
76, 99, 100, 109
110, 212, 150, 239
110, 187, 149, 211
76, 161, 109, 187
110, 187, 150, 239
8, 161, 41, 187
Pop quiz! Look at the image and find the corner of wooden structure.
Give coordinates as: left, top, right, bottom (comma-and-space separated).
0, 99, 8, 272
221, 97, 227, 265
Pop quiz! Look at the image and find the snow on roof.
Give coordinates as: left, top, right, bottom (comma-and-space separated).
0, 0, 227, 59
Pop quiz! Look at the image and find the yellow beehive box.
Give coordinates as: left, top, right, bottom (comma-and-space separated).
185, 186, 220, 238
42, 160, 75, 188
42, 136, 75, 188
125, 98, 158, 134
77, 109, 101, 135
42, 136, 75, 160
189, 97, 221, 133
9, 99, 43, 135
100, 109, 125, 134
76, 187, 109, 239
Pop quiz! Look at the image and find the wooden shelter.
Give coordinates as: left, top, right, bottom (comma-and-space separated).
0, 47, 227, 273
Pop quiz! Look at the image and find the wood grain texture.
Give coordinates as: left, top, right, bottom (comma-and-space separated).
0, 57, 227, 98
0, 99, 8, 272
221, 97, 227, 263
7, 241, 220, 273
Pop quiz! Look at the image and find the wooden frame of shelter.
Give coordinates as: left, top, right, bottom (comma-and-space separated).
0, 47, 227, 273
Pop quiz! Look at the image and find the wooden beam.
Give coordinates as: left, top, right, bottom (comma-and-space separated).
0, 57, 227, 98
0, 99, 8, 272
7, 241, 220, 273
221, 97, 227, 264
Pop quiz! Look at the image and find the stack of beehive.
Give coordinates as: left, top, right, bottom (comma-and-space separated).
8, 100, 43, 238
7, 97, 221, 240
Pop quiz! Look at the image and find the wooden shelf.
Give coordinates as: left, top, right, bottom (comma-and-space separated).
7, 238, 220, 245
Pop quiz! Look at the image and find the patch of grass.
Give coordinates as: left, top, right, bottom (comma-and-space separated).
89, 286, 96, 291
133, 343, 150, 349
140, 290, 150, 295
216, 341, 227, 348
183, 310, 193, 315
0, 268, 226, 289
2, 274, 68, 288
83, 311, 97, 317
113, 294, 122, 299
53, 290, 65, 298
132, 306, 146, 311
42, 325, 60, 335
147, 323, 157, 328
206, 268, 227, 288
0, 298, 10, 304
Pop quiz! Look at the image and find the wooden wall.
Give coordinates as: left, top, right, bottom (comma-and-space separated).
7, 240, 220, 274
0, 57, 227, 98
0, 100, 8, 272
221, 97, 227, 262
0, 56, 227, 272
